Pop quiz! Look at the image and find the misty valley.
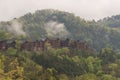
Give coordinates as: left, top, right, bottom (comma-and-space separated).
0, 9, 120, 80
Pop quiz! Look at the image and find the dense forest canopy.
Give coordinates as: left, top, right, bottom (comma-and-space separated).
0, 38, 120, 80
0, 9, 120, 51
98, 15, 120, 28
0, 9, 120, 80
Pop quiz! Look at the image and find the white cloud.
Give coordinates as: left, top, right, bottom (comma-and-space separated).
0, 0, 120, 21
44, 20, 70, 38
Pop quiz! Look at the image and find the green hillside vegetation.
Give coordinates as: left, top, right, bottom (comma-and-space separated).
0, 41, 120, 80
0, 9, 120, 80
0, 9, 120, 51
98, 15, 120, 28
20, 9, 120, 51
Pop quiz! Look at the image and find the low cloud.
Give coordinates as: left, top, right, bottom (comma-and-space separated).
0, 19, 26, 36
7, 20, 26, 36
44, 20, 70, 38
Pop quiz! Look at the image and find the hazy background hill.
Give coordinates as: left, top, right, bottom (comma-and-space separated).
0, 9, 120, 51
98, 15, 120, 28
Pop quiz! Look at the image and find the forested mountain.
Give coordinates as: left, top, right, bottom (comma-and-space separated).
1, 9, 120, 80
98, 15, 120, 28
0, 9, 120, 51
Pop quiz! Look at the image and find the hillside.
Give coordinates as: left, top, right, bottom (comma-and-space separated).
1, 9, 120, 80
0, 9, 120, 51
98, 15, 120, 28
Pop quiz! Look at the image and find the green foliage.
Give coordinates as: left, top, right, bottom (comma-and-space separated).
86, 56, 102, 73
0, 43, 119, 79
75, 73, 99, 80
1, 9, 120, 51
1, 9, 120, 79
57, 74, 69, 80
99, 48, 116, 64
0, 30, 11, 39
101, 74, 117, 80
22, 59, 43, 80
7, 48, 17, 56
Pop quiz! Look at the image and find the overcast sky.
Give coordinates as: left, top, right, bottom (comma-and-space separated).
0, 0, 120, 21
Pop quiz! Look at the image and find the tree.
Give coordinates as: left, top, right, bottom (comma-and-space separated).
57, 74, 69, 80
75, 73, 99, 80
101, 74, 117, 80
99, 48, 116, 64
7, 58, 24, 80
86, 56, 102, 73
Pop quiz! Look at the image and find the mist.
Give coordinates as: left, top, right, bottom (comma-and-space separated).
44, 21, 70, 38
8, 20, 26, 36
0, 19, 26, 36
